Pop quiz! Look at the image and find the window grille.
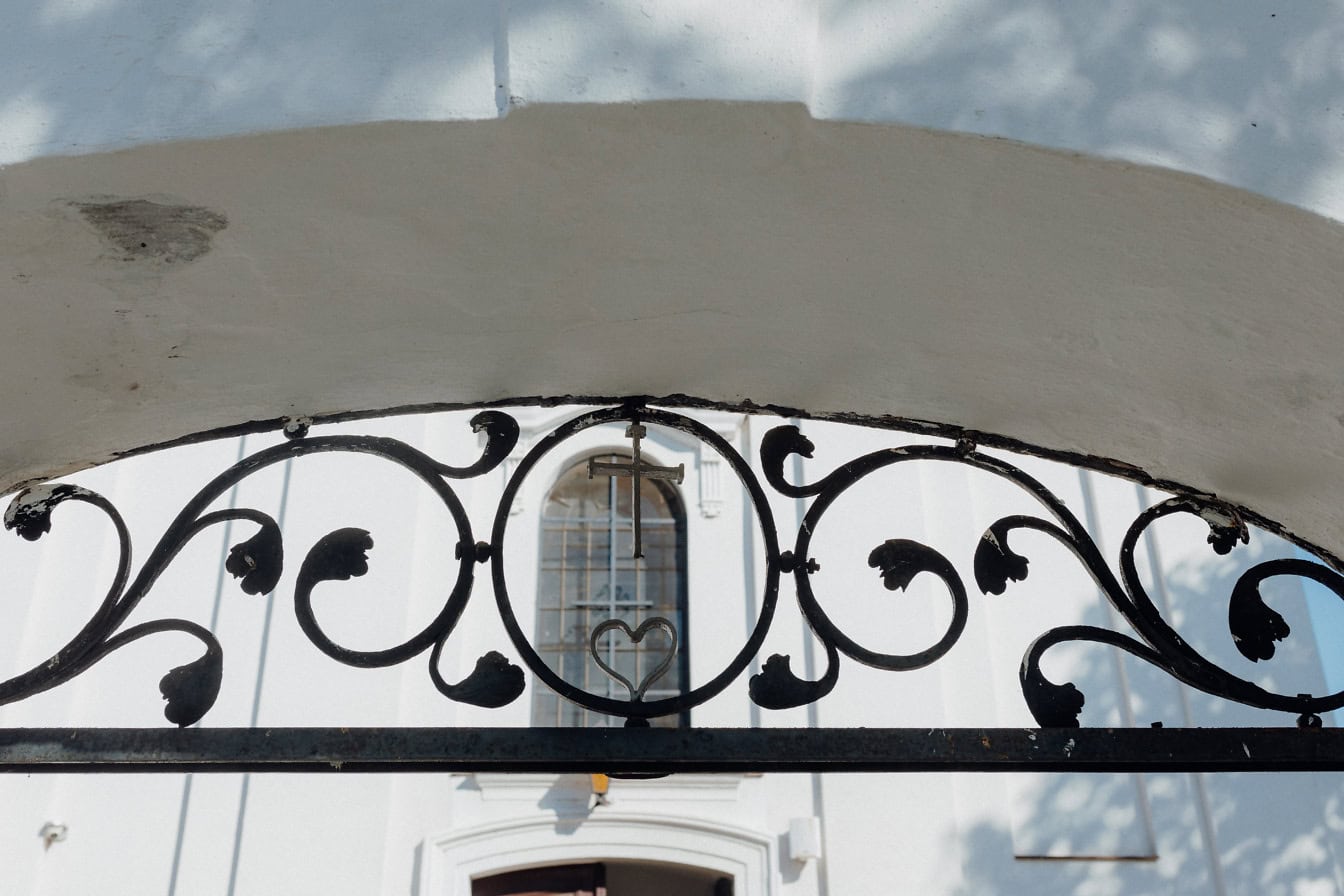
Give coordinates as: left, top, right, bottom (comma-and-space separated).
532, 454, 688, 727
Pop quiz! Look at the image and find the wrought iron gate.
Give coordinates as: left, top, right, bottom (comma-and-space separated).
2, 400, 1341, 773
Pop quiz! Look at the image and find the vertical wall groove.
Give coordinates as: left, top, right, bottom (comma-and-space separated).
225, 458, 295, 896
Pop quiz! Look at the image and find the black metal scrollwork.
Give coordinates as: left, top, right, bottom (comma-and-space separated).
2, 402, 1341, 730
1, 412, 524, 726
756, 422, 1344, 728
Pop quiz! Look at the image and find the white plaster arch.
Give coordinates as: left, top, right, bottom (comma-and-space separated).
3, 102, 1344, 562
420, 812, 777, 896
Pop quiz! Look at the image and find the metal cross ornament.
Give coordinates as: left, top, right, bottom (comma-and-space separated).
588, 423, 685, 558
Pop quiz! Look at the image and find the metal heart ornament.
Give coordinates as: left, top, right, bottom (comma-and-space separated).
589, 616, 679, 702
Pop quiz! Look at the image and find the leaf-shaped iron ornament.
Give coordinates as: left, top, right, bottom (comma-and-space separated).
1225, 558, 1344, 663
1022, 670, 1087, 728
225, 519, 284, 595
1201, 502, 1250, 555
160, 637, 224, 727
749, 652, 838, 710
870, 539, 948, 592
4, 483, 89, 541
973, 521, 1031, 595
1229, 576, 1291, 662
760, 425, 819, 497
463, 411, 521, 475
433, 651, 525, 708
297, 527, 373, 585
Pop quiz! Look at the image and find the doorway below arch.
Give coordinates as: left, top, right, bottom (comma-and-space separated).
471, 860, 732, 896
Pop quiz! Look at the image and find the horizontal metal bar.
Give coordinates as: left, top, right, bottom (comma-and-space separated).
0, 728, 1341, 774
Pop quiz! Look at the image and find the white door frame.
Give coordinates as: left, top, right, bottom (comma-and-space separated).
420, 812, 777, 896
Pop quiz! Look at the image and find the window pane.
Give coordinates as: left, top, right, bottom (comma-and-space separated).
534, 454, 688, 727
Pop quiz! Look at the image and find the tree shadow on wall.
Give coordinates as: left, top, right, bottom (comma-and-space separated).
5, 1, 1341, 219
821, 0, 1344, 214
0, 0, 504, 162
954, 515, 1344, 896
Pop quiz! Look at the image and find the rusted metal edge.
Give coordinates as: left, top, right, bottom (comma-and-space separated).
4, 393, 1321, 574
1, 727, 1340, 774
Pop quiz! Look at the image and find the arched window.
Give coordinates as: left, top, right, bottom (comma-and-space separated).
532, 454, 688, 727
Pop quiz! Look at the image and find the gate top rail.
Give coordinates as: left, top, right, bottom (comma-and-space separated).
1, 728, 1341, 775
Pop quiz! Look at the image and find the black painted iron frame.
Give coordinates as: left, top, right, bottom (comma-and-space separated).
4, 728, 1344, 774
2, 399, 1343, 774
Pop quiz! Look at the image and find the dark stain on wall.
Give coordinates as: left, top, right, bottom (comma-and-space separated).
76, 198, 227, 264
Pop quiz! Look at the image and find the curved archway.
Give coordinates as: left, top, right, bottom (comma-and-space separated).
3, 103, 1344, 560
422, 812, 775, 896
